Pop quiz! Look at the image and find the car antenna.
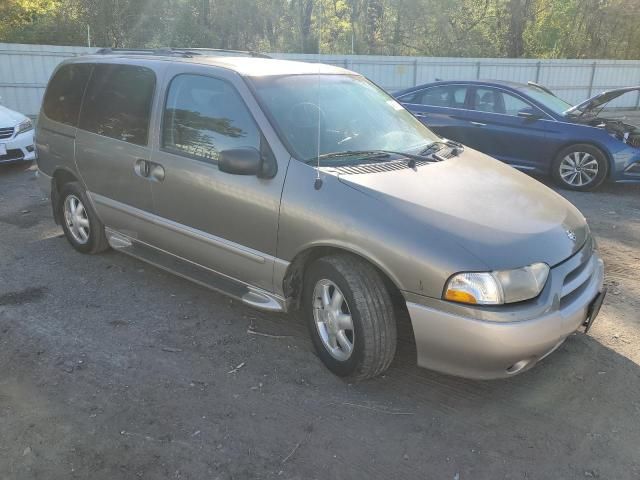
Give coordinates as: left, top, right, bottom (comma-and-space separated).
313, 2, 323, 191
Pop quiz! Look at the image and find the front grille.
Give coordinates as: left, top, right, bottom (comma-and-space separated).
0, 148, 25, 162
0, 127, 14, 140
559, 237, 595, 308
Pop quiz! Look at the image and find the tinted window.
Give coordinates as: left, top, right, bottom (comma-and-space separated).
519, 86, 572, 116
43, 64, 92, 126
503, 92, 531, 115
473, 87, 532, 116
79, 64, 155, 145
398, 91, 419, 103
474, 88, 501, 113
162, 74, 260, 163
409, 85, 469, 108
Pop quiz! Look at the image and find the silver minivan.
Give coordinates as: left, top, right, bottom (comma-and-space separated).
36, 49, 606, 380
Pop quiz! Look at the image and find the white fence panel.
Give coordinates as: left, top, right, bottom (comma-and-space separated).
0, 43, 96, 116
479, 61, 539, 85
1, 43, 640, 117
275, 53, 640, 109
417, 62, 479, 86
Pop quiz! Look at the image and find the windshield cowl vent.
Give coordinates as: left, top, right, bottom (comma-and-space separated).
329, 159, 432, 175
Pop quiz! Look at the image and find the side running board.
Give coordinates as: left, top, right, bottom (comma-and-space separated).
106, 229, 285, 312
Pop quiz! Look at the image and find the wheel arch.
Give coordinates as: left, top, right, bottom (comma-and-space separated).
552, 140, 613, 179
50, 167, 82, 224
282, 244, 406, 312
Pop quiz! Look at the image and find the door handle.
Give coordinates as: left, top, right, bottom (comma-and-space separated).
149, 163, 165, 182
414, 113, 428, 118
134, 158, 150, 178
134, 159, 164, 182
470, 121, 486, 127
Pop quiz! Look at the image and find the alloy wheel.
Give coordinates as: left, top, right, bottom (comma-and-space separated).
312, 279, 355, 361
63, 194, 90, 244
559, 151, 599, 187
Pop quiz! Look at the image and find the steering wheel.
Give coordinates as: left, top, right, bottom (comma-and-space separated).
285, 102, 327, 158
287, 102, 325, 129
337, 118, 364, 146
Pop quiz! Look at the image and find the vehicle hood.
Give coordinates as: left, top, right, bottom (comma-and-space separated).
566, 86, 640, 117
336, 150, 589, 270
0, 104, 27, 127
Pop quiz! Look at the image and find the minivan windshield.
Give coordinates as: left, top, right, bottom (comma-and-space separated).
249, 74, 440, 163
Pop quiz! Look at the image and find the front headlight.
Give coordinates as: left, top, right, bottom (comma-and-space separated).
16, 119, 33, 135
444, 262, 549, 305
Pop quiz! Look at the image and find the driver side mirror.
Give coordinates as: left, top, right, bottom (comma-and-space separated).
218, 147, 262, 176
517, 108, 543, 121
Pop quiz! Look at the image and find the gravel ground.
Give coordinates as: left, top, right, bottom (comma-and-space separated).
1, 162, 639, 480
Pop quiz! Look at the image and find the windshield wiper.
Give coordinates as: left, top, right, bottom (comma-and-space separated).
305, 144, 466, 167
419, 142, 447, 156
419, 140, 464, 159
305, 150, 428, 165
306, 150, 388, 163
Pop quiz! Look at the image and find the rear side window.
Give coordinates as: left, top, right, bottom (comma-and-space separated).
474, 88, 501, 113
472, 87, 532, 116
405, 85, 469, 108
43, 64, 92, 126
162, 74, 260, 163
397, 91, 419, 103
79, 64, 155, 146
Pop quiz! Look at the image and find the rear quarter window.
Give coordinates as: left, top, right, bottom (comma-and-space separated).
397, 91, 419, 103
42, 64, 93, 126
402, 85, 469, 108
79, 64, 156, 146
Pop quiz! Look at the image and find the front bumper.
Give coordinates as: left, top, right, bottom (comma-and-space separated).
406, 244, 605, 379
611, 146, 640, 183
0, 128, 36, 163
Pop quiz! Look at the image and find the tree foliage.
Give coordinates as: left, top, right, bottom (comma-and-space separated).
1, 0, 639, 59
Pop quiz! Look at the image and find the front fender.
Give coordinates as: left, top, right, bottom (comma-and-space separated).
276, 160, 487, 299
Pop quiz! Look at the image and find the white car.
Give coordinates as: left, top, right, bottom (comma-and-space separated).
0, 104, 36, 164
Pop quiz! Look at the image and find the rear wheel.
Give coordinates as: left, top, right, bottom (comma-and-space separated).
58, 182, 109, 254
552, 144, 608, 191
303, 254, 397, 380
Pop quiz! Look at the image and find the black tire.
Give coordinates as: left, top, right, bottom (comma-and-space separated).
58, 181, 110, 254
302, 254, 397, 380
551, 144, 608, 191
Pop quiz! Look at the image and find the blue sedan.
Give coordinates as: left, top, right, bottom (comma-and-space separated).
395, 80, 640, 190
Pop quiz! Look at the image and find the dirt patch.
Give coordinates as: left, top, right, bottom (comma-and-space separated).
0, 287, 47, 306
0, 211, 41, 229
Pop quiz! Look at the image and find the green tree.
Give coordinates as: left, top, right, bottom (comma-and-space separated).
1, 0, 640, 59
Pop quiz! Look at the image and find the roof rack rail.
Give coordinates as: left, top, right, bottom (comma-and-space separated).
94, 47, 271, 59
175, 48, 272, 59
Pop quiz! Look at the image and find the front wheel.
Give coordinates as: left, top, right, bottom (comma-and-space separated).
303, 254, 397, 380
551, 144, 608, 191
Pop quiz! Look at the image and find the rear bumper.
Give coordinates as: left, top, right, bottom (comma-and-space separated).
0, 129, 36, 163
406, 251, 604, 379
35, 168, 53, 198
